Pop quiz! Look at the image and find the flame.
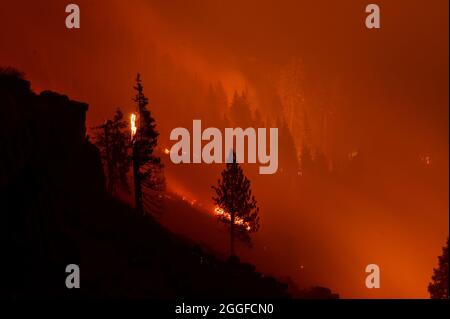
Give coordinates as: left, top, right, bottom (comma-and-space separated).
420, 154, 432, 166
130, 113, 137, 139
214, 206, 251, 231
164, 148, 170, 154
348, 149, 358, 160
177, 192, 252, 231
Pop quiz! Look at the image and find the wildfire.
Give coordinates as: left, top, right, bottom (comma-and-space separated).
420, 155, 432, 166
177, 193, 252, 232
214, 207, 251, 231
130, 113, 137, 139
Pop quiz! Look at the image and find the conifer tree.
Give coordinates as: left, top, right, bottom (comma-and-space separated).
132, 74, 164, 215
230, 91, 253, 128
212, 152, 260, 256
94, 108, 131, 194
428, 238, 449, 299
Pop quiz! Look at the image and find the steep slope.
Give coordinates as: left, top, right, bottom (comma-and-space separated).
0, 68, 290, 299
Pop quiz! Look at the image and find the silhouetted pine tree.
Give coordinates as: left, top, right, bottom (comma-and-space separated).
428, 238, 449, 299
206, 82, 228, 127
300, 143, 313, 177
132, 73, 164, 215
212, 152, 260, 256
277, 117, 299, 176
94, 108, 131, 194
230, 91, 253, 128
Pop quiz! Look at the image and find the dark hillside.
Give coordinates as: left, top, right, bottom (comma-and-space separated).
0, 68, 290, 299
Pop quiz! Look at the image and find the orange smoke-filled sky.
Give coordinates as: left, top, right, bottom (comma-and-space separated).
0, 0, 448, 298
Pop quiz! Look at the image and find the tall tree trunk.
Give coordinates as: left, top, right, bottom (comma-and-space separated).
132, 141, 143, 215
103, 122, 113, 194
230, 211, 235, 257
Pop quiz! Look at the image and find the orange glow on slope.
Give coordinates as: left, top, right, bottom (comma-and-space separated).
2, 0, 447, 299
214, 206, 251, 231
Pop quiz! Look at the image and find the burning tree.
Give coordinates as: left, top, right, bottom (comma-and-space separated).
212, 152, 260, 257
131, 73, 164, 215
428, 238, 449, 299
94, 108, 131, 194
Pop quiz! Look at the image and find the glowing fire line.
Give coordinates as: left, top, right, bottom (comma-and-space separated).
214, 207, 251, 231
177, 192, 252, 232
